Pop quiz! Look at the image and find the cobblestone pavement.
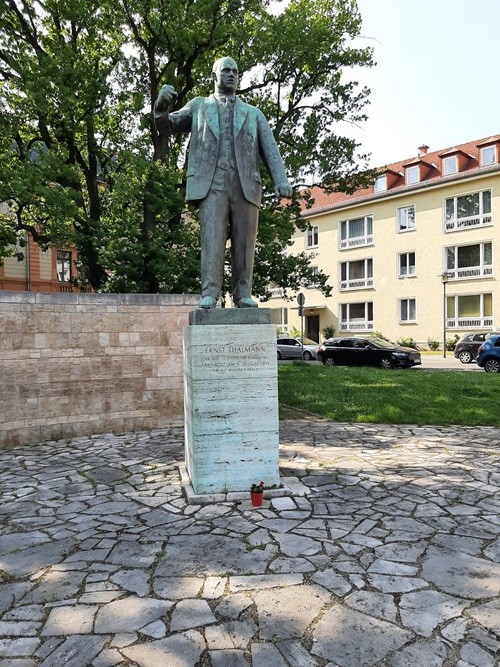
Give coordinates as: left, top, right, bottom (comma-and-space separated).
0, 420, 499, 667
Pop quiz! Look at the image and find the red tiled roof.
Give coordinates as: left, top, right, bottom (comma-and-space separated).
302, 134, 500, 216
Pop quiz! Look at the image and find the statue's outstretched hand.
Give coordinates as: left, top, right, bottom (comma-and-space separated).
274, 182, 294, 199
155, 85, 177, 113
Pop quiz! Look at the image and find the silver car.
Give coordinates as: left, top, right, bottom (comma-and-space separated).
277, 337, 318, 361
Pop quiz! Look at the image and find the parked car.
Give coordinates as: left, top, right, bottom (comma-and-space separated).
453, 332, 491, 363
277, 337, 318, 361
317, 336, 421, 369
476, 334, 500, 372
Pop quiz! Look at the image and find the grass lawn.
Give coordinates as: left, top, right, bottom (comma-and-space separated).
278, 363, 500, 426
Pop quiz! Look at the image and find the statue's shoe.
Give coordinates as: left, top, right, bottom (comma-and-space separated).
199, 296, 217, 309
235, 297, 258, 308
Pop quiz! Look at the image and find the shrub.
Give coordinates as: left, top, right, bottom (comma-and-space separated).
427, 338, 440, 351
373, 331, 391, 342
396, 336, 418, 349
446, 337, 458, 351
321, 325, 336, 339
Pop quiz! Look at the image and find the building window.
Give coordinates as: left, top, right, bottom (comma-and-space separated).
444, 190, 492, 232
405, 166, 419, 185
445, 242, 492, 279
397, 205, 416, 232
398, 252, 416, 277
480, 145, 496, 166
270, 307, 288, 332
57, 250, 72, 282
442, 156, 457, 175
340, 259, 373, 290
400, 298, 416, 323
340, 302, 373, 331
306, 265, 321, 288
339, 215, 373, 250
446, 293, 493, 329
306, 225, 319, 248
374, 175, 387, 192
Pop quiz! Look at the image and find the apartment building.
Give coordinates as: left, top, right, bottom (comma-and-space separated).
268, 134, 500, 346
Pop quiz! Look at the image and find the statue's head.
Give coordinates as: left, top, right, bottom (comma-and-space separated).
212, 57, 239, 94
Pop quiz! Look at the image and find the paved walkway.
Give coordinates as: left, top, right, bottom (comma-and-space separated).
0, 420, 499, 667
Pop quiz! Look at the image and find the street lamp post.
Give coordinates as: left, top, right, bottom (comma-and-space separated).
441, 272, 449, 358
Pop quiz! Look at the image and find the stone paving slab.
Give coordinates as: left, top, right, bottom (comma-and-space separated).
0, 421, 499, 666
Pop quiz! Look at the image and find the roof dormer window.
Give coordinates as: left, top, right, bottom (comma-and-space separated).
438, 148, 470, 175
443, 155, 457, 175
374, 175, 387, 192
405, 165, 419, 185
480, 145, 496, 166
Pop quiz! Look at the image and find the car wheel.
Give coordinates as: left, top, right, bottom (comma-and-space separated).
380, 356, 393, 369
458, 351, 472, 364
324, 357, 335, 366
303, 351, 312, 361
484, 358, 500, 373
277, 351, 282, 360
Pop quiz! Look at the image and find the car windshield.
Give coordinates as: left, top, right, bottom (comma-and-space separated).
365, 337, 396, 349
302, 338, 318, 346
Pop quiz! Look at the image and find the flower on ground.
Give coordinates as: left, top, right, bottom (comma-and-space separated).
250, 481, 265, 493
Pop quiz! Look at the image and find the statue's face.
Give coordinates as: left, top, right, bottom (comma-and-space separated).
212, 58, 239, 94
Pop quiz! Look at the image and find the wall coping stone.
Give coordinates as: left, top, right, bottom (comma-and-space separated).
0, 290, 200, 306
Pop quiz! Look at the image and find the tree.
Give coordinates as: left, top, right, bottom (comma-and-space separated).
0, 0, 375, 296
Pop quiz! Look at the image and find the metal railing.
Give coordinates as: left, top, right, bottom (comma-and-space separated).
444, 214, 492, 232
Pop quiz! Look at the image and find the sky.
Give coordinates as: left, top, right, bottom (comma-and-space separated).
343, 0, 500, 168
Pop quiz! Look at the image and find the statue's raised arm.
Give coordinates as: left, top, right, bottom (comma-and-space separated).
154, 57, 292, 310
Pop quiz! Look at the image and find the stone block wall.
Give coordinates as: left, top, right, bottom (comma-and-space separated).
0, 291, 199, 448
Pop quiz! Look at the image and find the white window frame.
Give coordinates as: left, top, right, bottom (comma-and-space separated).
445, 242, 493, 280
444, 189, 492, 232
270, 307, 289, 332
446, 293, 493, 329
374, 175, 387, 192
397, 205, 416, 232
405, 165, 419, 185
442, 155, 457, 175
339, 258, 374, 290
339, 215, 373, 250
398, 252, 416, 278
306, 225, 319, 249
480, 145, 496, 167
306, 265, 320, 288
57, 250, 72, 283
339, 302, 374, 331
399, 298, 417, 323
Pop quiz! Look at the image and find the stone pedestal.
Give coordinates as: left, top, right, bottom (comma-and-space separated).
183, 308, 279, 495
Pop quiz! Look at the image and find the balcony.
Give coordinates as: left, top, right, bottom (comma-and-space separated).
269, 287, 285, 298
446, 266, 493, 280
444, 213, 492, 232
340, 277, 374, 291
339, 234, 373, 250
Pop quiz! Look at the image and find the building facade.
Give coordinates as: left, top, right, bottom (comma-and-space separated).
268, 134, 500, 346
0, 231, 78, 293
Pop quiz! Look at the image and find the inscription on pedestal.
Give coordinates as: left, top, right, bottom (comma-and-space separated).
199, 344, 273, 374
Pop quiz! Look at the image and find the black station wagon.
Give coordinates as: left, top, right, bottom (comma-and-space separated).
317, 336, 421, 369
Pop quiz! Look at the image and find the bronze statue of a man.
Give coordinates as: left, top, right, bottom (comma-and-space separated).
154, 57, 293, 309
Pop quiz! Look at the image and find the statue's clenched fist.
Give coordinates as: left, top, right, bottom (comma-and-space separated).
155, 85, 177, 113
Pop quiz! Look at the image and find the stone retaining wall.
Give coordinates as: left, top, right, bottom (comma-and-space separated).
0, 291, 199, 448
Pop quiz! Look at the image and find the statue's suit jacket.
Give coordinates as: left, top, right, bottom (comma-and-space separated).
154, 95, 288, 207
